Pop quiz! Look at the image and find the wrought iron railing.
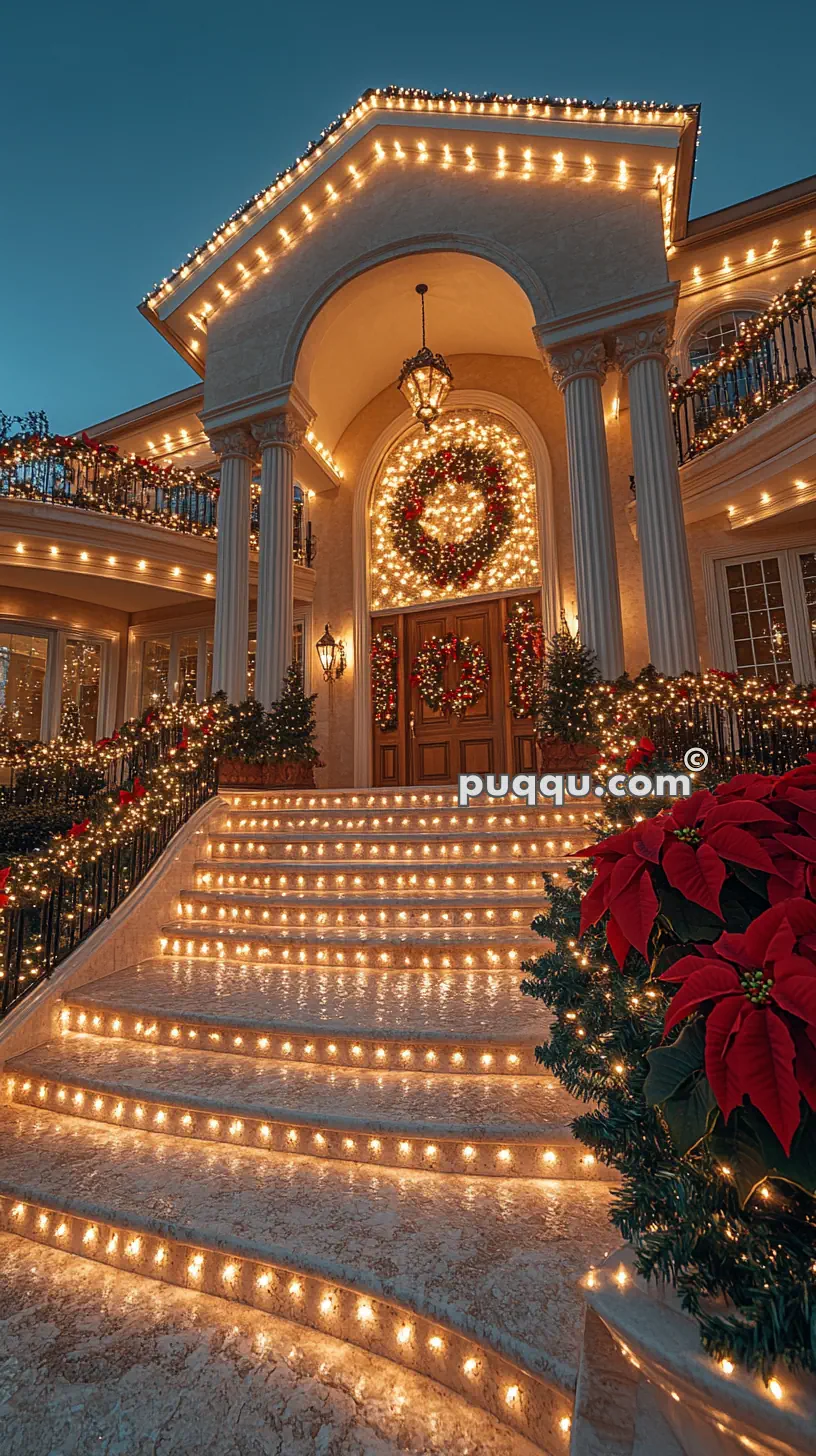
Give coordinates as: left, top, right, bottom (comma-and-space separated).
671, 273, 816, 465
0, 432, 314, 562
0, 704, 220, 1020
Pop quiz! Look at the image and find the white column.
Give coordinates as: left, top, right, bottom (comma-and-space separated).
617, 319, 699, 676
252, 413, 305, 709
546, 338, 625, 680
208, 427, 254, 704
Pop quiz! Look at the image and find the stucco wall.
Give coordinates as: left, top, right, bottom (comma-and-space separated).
202, 159, 670, 418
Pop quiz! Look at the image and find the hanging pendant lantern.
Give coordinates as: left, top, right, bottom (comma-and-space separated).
397, 284, 453, 430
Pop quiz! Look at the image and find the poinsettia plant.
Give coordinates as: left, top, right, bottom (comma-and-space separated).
577, 760, 816, 1202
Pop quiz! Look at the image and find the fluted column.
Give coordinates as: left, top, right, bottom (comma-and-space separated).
617, 319, 699, 675
252, 412, 305, 708
546, 338, 625, 680
208, 427, 255, 704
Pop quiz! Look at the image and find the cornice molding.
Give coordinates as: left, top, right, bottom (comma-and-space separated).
534, 283, 679, 354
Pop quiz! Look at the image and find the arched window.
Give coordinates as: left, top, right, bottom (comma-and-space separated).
688, 309, 757, 370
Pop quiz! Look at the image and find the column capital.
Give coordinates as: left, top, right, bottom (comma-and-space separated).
615, 316, 673, 375
252, 410, 306, 454
206, 425, 256, 461
542, 336, 608, 392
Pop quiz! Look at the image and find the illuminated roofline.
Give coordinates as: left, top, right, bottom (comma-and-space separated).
141, 84, 700, 309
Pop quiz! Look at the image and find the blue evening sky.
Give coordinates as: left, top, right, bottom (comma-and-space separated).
3, 0, 814, 433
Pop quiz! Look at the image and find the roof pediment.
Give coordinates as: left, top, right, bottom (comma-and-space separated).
140, 87, 699, 374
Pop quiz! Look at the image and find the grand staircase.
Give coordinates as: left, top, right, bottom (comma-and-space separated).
0, 787, 615, 1453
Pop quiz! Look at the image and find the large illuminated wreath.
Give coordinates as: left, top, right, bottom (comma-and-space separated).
389, 442, 513, 589
409, 633, 491, 718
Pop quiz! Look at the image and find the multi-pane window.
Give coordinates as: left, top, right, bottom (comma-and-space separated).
724, 558, 792, 680
798, 554, 816, 662
141, 637, 171, 711
63, 638, 102, 738
247, 624, 306, 700
0, 631, 48, 739
689, 310, 757, 369
292, 622, 305, 686
176, 634, 199, 703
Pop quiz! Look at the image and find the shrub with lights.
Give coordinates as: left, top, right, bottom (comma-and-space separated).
269, 664, 321, 765
522, 756, 816, 1378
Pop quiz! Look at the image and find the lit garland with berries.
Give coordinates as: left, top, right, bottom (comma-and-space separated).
671, 271, 816, 458
370, 412, 540, 611
0, 418, 218, 539
409, 633, 490, 718
503, 599, 546, 720
588, 667, 816, 779
370, 629, 399, 732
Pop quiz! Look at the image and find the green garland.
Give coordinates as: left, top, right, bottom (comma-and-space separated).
389, 442, 512, 589
370, 629, 399, 732
409, 633, 490, 717
503, 600, 545, 720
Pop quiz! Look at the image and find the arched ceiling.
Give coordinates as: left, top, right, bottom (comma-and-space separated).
293, 251, 538, 450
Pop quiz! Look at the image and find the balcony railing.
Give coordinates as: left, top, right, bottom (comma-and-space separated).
671, 272, 816, 465
0, 427, 314, 563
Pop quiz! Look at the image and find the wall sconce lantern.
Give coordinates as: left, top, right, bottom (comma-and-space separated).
397, 284, 453, 431
316, 623, 346, 682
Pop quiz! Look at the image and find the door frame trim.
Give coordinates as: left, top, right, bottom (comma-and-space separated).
352, 391, 558, 786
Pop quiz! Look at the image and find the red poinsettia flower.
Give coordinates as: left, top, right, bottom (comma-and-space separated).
660, 898, 816, 1152
624, 736, 656, 774
0, 866, 10, 909
659, 789, 784, 917
577, 788, 786, 965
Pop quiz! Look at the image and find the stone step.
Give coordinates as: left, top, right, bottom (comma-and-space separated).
61, 958, 548, 1076
7, 1035, 604, 1181
218, 788, 592, 812
175, 892, 538, 933
0, 1101, 612, 1447
207, 830, 583, 860
213, 807, 593, 835
194, 862, 556, 894
159, 925, 539, 972
0, 1229, 545, 1456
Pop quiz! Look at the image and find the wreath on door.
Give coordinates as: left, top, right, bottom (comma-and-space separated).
409, 633, 491, 718
389, 442, 513, 589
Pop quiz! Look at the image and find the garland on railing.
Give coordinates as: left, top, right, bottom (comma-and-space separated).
503, 599, 545, 720
671, 271, 816, 405
370, 629, 399, 732
588, 669, 816, 777
0, 700, 226, 915
0, 425, 217, 537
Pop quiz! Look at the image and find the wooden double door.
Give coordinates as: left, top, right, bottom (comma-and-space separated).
372, 597, 538, 787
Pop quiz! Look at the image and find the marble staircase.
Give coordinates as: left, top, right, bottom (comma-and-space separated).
0, 787, 614, 1453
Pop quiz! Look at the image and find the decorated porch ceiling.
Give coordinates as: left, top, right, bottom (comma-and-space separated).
139, 85, 700, 377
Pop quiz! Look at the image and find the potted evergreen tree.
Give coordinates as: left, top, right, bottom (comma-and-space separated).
267, 664, 322, 787
217, 698, 278, 787
535, 619, 600, 772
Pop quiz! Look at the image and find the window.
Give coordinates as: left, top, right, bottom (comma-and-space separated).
724, 558, 792, 680
176, 634, 199, 703
247, 622, 307, 699
141, 637, 171, 710
689, 310, 757, 370
0, 631, 48, 739
62, 638, 102, 738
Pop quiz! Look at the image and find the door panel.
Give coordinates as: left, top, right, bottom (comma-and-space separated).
404, 600, 506, 786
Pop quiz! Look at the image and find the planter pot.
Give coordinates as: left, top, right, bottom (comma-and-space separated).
217, 759, 316, 789
536, 736, 599, 774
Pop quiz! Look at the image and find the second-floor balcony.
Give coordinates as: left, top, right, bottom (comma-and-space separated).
672, 272, 816, 466
0, 424, 315, 565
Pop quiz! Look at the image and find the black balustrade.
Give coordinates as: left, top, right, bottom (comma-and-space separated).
1, 441, 313, 562
672, 273, 816, 465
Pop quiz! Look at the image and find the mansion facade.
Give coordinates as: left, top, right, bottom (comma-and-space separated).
3, 87, 816, 785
